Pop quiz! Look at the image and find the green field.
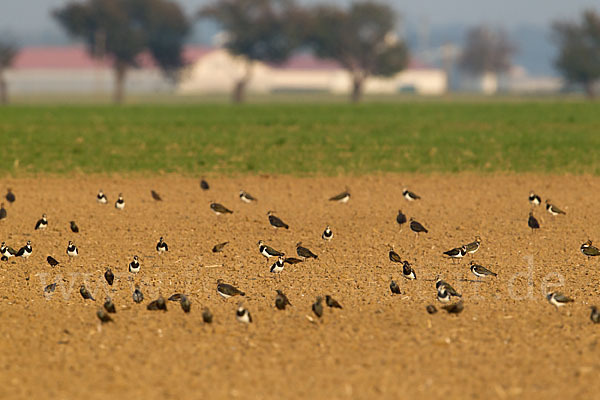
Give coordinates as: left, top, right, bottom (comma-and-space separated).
0, 101, 599, 175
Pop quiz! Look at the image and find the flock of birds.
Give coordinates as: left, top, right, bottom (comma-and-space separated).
1, 183, 600, 325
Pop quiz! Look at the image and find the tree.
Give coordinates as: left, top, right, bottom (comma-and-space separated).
53, 0, 190, 104
458, 26, 515, 76
200, 0, 303, 103
306, 2, 408, 102
553, 10, 600, 98
0, 39, 18, 105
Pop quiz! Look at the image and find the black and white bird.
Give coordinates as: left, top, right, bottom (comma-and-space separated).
470, 261, 497, 278
97, 309, 113, 324
200, 179, 210, 190
217, 279, 245, 299
104, 268, 114, 285
80, 284, 95, 301
66, 241, 78, 257
180, 295, 191, 313
212, 241, 229, 253
115, 193, 125, 210
156, 237, 168, 254
329, 190, 350, 203
409, 218, 428, 234
147, 296, 167, 311
70, 221, 79, 233
202, 308, 213, 323
322, 225, 333, 241
151, 190, 162, 201
104, 297, 116, 313
210, 202, 233, 215
443, 246, 466, 261
132, 285, 144, 303
258, 240, 284, 259
436, 278, 462, 298
35, 214, 48, 230
236, 304, 252, 323
17, 241, 32, 259
528, 211, 540, 231
442, 301, 464, 315
581, 240, 600, 259
239, 190, 257, 203
128, 256, 140, 273
529, 191, 541, 206
547, 292, 573, 308
270, 256, 285, 274
97, 189, 108, 204
402, 188, 420, 201
396, 210, 407, 226
296, 243, 318, 259
464, 236, 481, 255
5, 188, 15, 203
325, 295, 342, 309
390, 280, 401, 294
47, 256, 59, 266
312, 297, 324, 318
275, 290, 292, 310
388, 247, 402, 263
402, 260, 416, 280
545, 200, 566, 216
590, 306, 600, 324
267, 211, 289, 229
437, 288, 451, 303
1, 242, 17, 259
0, 203, 6, 220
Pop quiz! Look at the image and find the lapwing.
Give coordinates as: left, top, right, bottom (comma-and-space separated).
202, 308, 213, 323
47, 256, 59, 267
104, 268, 114, 286
156, 237, 168, 254
44, 283, 57, 294
436, 278, 462, 298
268, 211, 289, 229
437, 288, 451, 303
296, 242, 318, 259
396, 210, 407, 226
236, 304, 252, 324
132, 285, 144, 303
115, 193, 125, 210
325, 295, 342, 309
258, 240, 284, 259
275, 290, 292, 310
442, 301, 464, 314
426, 305, 437, 314
388, 247, 402, 263
168, 293, 183, 301
70, 221, 79, 233
402, 261, 417, 280
216, 279, 245, 299
546, 200, 566, 216
283, 257, 303, 265
581, 240, 600, 259
547, 292, 573, 308
97, 309, 113, 324
528, 211, 540, 231
97, 189, 108, 204
322, 225, 333, 241
312, 297, 324, 318
529, 191, 541, 206
66, 241, 78, 257
329, 190, 350, 203
104, 297, 116, 313
464, 236, 481, 255
239, 190, 257, 203
470, 261, 497, 278
402, 188, 420, 201
35, 214, 48, 230
443, 246, 466, 262
16, 241, 32, 259
212, 241, 229, 253
5, 188, 15, 203
409, 218, 428, 234
151, 190, 162, 201
270, 256, 285, 274
200, 179, 210, 190
128, 256, 140, 273
180, 295, 191, 313
147, 296, 167, 311
80, 284, 95, 301
1, 242, 17, 258
210, 202, 233, 215
390, 280, 401, 295
0, 203, 6, 220
590, 306, 600, 324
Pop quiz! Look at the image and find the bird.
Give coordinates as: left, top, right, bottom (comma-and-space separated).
296, 243, 318, 259
529, 191, 541, 206
396, 210, 407, 226
147, 296, 167, 311
258, 240, 284, 259
442, 301, 464, 314
46, 256, 59, 267
528, 211, 540, 231
267, 211, 289, 229
402, 188, 420, 201
270, 256, 285, 274
212, 241, 229, 253
104, 268, 114, 285
443, 246, 466, 261
426, 305, 438, 314
44, 283, 57, 293
156, 237, 168, 254
409, 218, 428, 234
200, 179, 210, 190
402, 261, 417, 280
217, 280, 245, 299
275, 290, 292, 310
283, 257, 303, 265
312, 297, 324, 318
388, 247, 402, 263
180, 295, 191, 313
97, 189, 108, 204
239, 190, 257, 203
5, 188, 15, 203
70, 221, 79, 233
168, 293, 183, 301
128, 256, 140, 273
151, 190, 162, 201
35, 214, 48, 230
115, 193, 125, 210
546, 200, 566, 215
132, 286, 144, 303
322, 225, 333, 241
202, 308, 213, 323
470, 261, 497, 278
0, 203, 6, 220
210, 202, 233, 215
436, 278, 462, 298
97, 309, 113, 324
236, 304, 252, 323
590, 306, 600, 324
325, 295, 342, 309
80, 284, 95, 301
547, 292, 573, 308
16, 241, 32, 259
581, 240, 600, 259
104, 297, 116, 313
464, 236, 481, 255
66, 241, 78, 257
437, 288, 451, 303
329, 190, 350, 203
1, 242, 17, 259
390, 280, 401, 294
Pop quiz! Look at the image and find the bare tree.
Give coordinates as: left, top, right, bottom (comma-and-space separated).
458, 26, 515, 76
0, 39, 18, 105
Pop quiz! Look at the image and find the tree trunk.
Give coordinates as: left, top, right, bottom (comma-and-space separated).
350, 73, 365, 103
0, 68, 7, 105
113, 62, 128, 104
584, 81, 596, 99
232, 60, 253, 104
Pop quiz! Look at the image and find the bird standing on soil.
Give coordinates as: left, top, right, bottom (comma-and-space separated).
147, 296, 167, 311
470, 261, 497, 278
239, 190, 257, 203
115, 193, 125, 210
322, 225, 333, 241
80, 284, 95, 301
212, 241, 229, 253
202, 308, 213, 323
528, 212, 540, 231
104, 297, 116, 313
17, 241, 32, 259
275, 290, 292, 310
133, 285, 144, 303
390, 280, 401, 294
442, 301, 464, 315
547, 292, 573, 308
409, 218, 428, 235
545, 200, 566, 215
312, 297, 324, 318
156, 237, 168, 254
151, 190, 162, 201
180, 295, 191, 313
35, 214, 48, 230
97, 309, 113, 323
217, 280, 245, 299
402, 261, 417, 280
437, 288, 451, 303
210, 202, 233, 215
396, 210, 407, 226
443, 246, 466, 261
46, 256, 59, 266
236, 304, 252, 323
464, 236, 481, 255
104, 268, 114, 285
97, 189, 108, 204
388, 246, 402, 263
296, 243, 318, 259
529, 191, 541, 206
590, 306, 600, 323
329, 190, 350, 203
325, 295, 342, 309
70, 221, 79, 233
402, 188, 420, 201
1, 242, 17, 259
581, 240, 600, 259
128, 256, 140, 273
258, 240, 284, 260
200, 179, 210, 190
5, 189, 15, 203
436, 278, 462, 298
66, 241, 78, 257
270, 256, 285, 274
268, 211, 289, 229
0, 203, 7, 220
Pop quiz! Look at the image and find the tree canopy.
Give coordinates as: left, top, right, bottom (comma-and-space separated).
458, 26, 515, 75
0, 38, 19, 105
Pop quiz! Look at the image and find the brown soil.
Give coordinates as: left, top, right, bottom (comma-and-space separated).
0, 175, 599, 399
